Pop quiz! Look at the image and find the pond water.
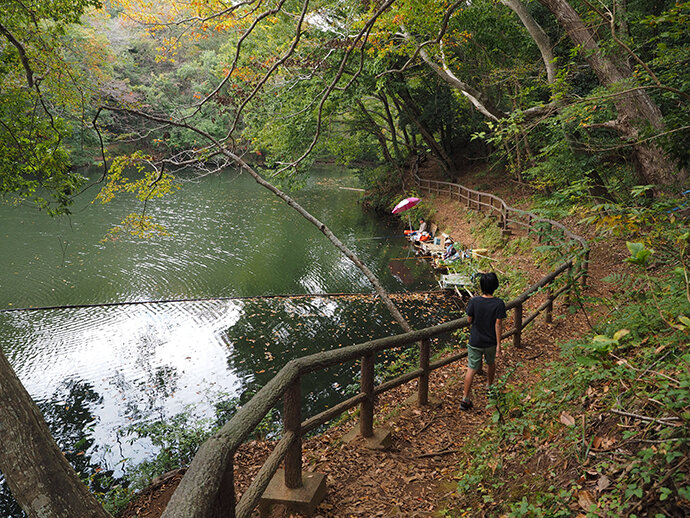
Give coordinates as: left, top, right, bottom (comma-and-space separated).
0, 166, 451, 515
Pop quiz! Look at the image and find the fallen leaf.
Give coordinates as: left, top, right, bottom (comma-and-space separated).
592, 435, 602, 449
560, 411, 576, 427
601, 436, 616, 450
596, 475, 610, 492
578, 489, 596, 511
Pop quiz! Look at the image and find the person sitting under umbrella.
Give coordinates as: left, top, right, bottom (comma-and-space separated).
416, 218, 433, 242
418, 218, 428, 235
443, 237, 456, 259
404, 217, 430, 241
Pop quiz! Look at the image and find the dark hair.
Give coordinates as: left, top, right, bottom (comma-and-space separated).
479, 272, 499, 295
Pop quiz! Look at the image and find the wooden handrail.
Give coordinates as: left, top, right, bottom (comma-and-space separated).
162, 177, 589, 517
162, 258, 576, 518
414, 171, 589, 288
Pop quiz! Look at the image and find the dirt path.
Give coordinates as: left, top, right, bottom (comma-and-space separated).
119, 191, 623, 518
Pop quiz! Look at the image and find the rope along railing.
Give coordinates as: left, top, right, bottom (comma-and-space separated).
161, 257, 580, 518
0, 291, 445, 314
413, 172, 590, 288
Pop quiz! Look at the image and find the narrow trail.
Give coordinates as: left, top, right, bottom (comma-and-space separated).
289, 194, 620, 518
120, 187, 623, 518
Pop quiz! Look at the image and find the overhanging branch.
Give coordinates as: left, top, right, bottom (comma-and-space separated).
0, 21, 34, 88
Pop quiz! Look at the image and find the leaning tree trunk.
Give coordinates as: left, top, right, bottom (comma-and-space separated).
501, 0, 556, 85
537, 0, 681, 187
356, 99, 403, 177
395, 88, 453, 174
229, 150, 413, 333
0, 349, 112, 518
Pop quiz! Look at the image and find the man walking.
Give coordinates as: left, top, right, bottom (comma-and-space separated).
460, 272, 506, 410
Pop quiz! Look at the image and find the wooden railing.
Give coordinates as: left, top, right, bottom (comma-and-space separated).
161, 257, 580, 517
415, 174, 590, 287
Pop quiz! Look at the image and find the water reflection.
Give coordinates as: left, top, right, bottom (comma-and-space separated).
0, 167, 446, 514
0, 167, 436, 309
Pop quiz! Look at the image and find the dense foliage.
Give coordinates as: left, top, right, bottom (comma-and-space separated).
5, 0, 686, 215
447, 215, 689, 517
0, 0, 112, 214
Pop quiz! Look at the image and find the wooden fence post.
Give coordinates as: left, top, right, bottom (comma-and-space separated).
545, 287, 553, 324
284, 379, 303, 489
513, 303, 523, 348
501, 206, 509, 237
262, 377, 327, 516
418, 339, 430, 406
360, 353, 375, 439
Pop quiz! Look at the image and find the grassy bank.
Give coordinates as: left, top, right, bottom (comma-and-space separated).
443, 235, 689, 517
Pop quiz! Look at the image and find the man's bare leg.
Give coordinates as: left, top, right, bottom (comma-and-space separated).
487, 362, 496, 388
463, 367, 477, 401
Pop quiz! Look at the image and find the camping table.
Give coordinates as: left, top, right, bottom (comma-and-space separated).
421, 242, 445, 256
438, 273, 472, 290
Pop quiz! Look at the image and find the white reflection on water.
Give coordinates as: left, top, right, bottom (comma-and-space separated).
0, 167, 440, 511
3, 300, 244, 471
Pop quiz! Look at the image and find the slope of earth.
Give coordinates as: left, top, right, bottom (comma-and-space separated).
118, 173, 625, 518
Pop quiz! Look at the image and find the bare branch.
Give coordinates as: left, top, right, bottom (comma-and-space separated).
576, 125, 690, 152
197, 0, 289, 114
276, 0, 398, 175
225, 0, 307, 138
0, 21, 34, 88
96, 102, 412, 333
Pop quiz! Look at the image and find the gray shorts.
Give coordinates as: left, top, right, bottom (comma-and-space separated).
467, 345, 496, 370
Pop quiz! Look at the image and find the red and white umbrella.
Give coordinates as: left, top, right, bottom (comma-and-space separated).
391, 197, 420, 214
392, 197, 421, 231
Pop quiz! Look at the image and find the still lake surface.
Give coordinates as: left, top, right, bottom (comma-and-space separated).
0, 166, 449, 514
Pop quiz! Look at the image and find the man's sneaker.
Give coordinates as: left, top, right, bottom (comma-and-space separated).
460, 399, 473, 411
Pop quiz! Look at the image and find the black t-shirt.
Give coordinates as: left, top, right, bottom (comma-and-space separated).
466, 296, 507, 348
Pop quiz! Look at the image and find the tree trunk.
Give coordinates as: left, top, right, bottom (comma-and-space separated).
355, 99, 402, 176
414, 37, 505, 122
407, 5, 557, 121
537, 0, 682, 187
376, 93, 403, 163
501, 0, 556, 84
395, 88, 453, 173
390, 95, 414, 153
0, 350, 112, 518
